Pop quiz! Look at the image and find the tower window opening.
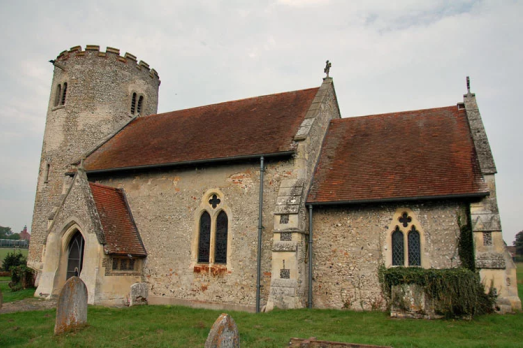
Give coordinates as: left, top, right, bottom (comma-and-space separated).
44, 162, 50, 183
61, 82, 68, 105
54, 84, 61, 107
137, 96, 144, 114
131, 93, 137, 114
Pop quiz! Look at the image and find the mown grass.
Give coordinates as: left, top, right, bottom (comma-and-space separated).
1, 305, 523, 347
0, 276, 35, 303
0, 264, 522, 347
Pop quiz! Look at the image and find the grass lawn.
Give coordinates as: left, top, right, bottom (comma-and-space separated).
1, 276, 35, 303
0, 265, 521, 347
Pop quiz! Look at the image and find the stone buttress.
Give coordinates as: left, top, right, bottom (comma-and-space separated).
266, 78, 341, 310
463, 91, 521, 312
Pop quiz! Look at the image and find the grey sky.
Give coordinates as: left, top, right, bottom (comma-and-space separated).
0, 0, 521, 243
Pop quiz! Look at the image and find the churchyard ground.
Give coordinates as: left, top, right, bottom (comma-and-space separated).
1, 265, 522, 347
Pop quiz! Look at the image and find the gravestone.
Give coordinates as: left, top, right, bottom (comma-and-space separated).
54, 276, 88, 335
130, 283, 148, 306
205, 313, 240, 348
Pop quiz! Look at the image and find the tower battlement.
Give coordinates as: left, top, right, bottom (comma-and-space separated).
55, 45, 160, 81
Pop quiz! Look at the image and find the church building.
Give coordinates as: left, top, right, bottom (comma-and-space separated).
28, 45, 520, 313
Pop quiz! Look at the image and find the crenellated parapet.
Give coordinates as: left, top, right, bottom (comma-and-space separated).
55, 45, 160, 81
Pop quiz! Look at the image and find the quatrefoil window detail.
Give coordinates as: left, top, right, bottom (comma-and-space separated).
209, 194, 221, 209
399, 212, 412, 227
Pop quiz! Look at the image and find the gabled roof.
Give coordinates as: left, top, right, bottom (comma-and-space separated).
307, 106, 488, 205
89, 182, 146, 256
83, 87, 319, 172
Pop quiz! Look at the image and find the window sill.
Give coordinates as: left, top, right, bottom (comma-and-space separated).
52, 105, 66, 111
193, 264, 228, 276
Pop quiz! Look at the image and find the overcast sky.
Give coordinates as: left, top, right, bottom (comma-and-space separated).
0, 0, 521, 243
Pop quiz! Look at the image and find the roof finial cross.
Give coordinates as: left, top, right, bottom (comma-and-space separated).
466, 76, 471, 94
324, 60, 332, 78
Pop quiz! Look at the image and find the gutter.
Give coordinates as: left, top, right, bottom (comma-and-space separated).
306, 192, 489, 207
84, 151, 294, 175
256, 156, 265, 313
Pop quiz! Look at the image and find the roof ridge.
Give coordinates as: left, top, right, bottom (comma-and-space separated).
334, 105, 459, 122
143, 86, 320, 119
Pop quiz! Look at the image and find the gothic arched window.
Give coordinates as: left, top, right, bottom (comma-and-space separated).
67, 231, 84, 280
131, 93, 137, 114
389, 211, 424, 267
214, 211, 228, 264
137, 95, 144, 114
408, 226, 421, 266
392, 226, 404, 266
198, 211, 211, 263
55, 84, 61, 107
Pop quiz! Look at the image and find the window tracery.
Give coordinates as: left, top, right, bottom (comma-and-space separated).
196, 192, 229, 265
389, 211, 423, 267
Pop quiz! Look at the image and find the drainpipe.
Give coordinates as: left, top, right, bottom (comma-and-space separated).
308, 204, 313, 309
256, 156, 265, 313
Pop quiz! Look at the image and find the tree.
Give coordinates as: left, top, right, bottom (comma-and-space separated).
513, 230, 523, 255
0, 225, 13, 239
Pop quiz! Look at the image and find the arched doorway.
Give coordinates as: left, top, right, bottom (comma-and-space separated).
66, 231, 84, 280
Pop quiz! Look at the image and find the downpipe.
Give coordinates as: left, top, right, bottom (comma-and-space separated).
256, 156, 265, 313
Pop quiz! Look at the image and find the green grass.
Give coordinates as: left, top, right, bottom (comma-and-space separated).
1, 304, 523, 347
0, 265, 521, 347
0, 278, 35, 303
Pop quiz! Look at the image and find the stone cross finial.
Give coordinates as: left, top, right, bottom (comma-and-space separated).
466, 76, 471, 94
324, 60, 331, 78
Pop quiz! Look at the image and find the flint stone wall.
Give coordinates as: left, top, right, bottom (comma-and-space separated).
312, 201, 466, 310
30, 46, 160, 267
92, 158, 296, 310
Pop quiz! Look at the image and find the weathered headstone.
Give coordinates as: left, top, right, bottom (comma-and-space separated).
205, 313, 240, 348
130, 283, 148, 306
54, 276, 88, 335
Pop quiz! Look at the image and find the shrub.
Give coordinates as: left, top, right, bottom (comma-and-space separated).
10, 264, 34, 290
2, 251, 25, 273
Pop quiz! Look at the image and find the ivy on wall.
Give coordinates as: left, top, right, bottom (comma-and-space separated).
379, 267, 496, 318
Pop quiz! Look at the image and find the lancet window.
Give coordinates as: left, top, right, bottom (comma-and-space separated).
390, 211, 423, 267
197, 193, 229, 265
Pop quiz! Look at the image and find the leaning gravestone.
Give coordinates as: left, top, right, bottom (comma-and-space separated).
130, 283, 148, 306
205, 313, 240, 348
54, 276, 88, 335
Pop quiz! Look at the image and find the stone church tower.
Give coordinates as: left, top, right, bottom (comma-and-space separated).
28, 45, 160, 272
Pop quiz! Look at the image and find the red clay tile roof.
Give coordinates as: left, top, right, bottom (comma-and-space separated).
307, 106, 488, 204
89, 182, 146, 256
84, 87, 319, 172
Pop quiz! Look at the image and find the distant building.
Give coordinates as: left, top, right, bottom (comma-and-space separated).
19, 225, 31, 241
